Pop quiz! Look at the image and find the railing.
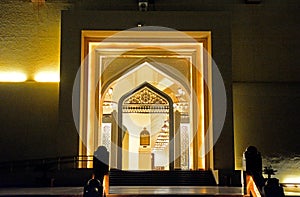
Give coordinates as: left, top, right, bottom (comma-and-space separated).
246, 175, 264, 197
0, 155, 93, 172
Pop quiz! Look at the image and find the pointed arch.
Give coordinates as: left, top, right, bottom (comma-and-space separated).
100, 56, 191, 96
117, 82, 174, 170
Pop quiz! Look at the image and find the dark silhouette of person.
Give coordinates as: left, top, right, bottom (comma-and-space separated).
244, 146, 265, 188
263, 178, 285, 197
93, 146, 109, 182
83, 178, 103, 197
245, 146, 262, 174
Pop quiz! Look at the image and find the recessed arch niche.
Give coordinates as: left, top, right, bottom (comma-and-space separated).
118, 82, 174, 170
79, 30, 213, 170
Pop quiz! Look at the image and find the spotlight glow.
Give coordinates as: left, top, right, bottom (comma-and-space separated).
0, 72, 27, 82
34, 72, 60, 82
283, 177, 300, 184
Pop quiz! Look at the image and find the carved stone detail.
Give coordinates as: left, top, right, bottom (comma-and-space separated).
122, 86, 169, 113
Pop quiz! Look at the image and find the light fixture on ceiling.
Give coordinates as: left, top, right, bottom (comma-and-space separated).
177, 88, 185, 96
108, 87, 113, 95
153, 120, 169, 151
137, 23, 144, 27
138, 0, 149, 11
105, 87, 113, 100
103, 87, 115, 114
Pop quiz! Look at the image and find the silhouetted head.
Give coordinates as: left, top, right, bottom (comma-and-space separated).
94, 146, 108, 157
266, 178, 280, 187
246, 146, 258, 154
84, 178, 103, 197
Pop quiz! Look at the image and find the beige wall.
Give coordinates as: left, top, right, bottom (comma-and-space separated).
0, 1, 71, 161
231, 3, 300, 181
0, 1, 71, 78
0, 83, 59, 160
233, 83, 300, 180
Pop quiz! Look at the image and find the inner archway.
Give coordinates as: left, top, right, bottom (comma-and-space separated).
118, 82, 174, 170
100, 60, 193, 171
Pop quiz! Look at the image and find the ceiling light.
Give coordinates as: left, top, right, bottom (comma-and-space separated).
108, 88, 113, 95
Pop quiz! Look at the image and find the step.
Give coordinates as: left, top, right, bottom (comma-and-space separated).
109, 170, 217, 186
108, 186, 244, 197
108, 195, 244, 197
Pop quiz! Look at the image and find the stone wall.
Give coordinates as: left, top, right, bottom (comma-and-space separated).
0, 0, 72, 160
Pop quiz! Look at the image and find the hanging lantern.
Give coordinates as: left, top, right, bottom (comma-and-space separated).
140, 127, 150, 147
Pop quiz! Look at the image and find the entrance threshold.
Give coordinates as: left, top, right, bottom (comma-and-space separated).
109, 186, 244, 196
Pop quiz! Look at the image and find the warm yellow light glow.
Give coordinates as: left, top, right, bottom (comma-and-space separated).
0, 72, 27, 82
34, 72, 60, 82
284, 184, 300, 188
283, 177, 300, 184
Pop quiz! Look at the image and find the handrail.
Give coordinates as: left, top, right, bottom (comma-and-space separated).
246, 175, 264, 197
0, 155, 94, 172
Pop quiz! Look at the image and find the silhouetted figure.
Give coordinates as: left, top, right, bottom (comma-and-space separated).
83, 178, 103, 197
244, 146, 262, 174
93, 146, 109, 182
83, 146, 109, 197
244, 146, 265, 188
263, 178, 285, 197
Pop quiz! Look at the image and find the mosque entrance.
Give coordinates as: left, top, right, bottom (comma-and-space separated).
78, 30, 213, 171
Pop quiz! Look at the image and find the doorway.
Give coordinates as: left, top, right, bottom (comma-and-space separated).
79, 30, 213, 170
118, 82, 174, 170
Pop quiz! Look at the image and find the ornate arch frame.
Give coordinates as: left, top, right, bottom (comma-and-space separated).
118, 82, 174, 170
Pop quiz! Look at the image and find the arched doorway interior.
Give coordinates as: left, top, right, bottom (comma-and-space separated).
118, 82, 174, 170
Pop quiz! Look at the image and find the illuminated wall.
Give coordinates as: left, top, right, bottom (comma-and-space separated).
0, 1, 72, 161
234, 84, 300, 182
0, 1, 70, 81
232, 3, 300, 182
